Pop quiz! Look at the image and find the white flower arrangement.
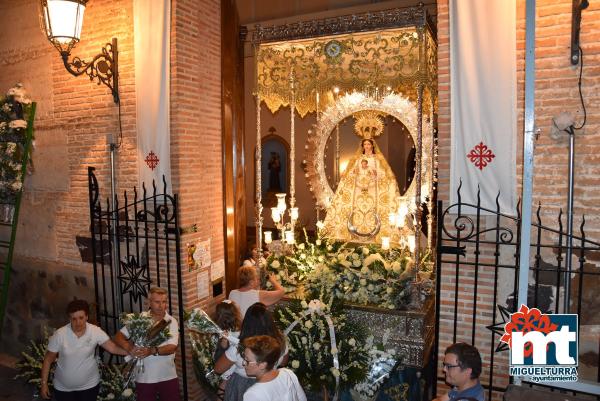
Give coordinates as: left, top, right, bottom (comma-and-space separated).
266, 235, 428, 309
0, 83, 33, 205
276, 299, 398, 398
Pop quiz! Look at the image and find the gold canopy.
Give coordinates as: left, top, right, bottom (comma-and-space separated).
255, 26, 437, 117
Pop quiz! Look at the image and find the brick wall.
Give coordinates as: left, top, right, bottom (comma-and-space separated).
436, 0, 600, 398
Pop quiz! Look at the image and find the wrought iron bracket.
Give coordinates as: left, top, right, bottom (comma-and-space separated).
439, 245, 466, 256
60, 38, 119, 104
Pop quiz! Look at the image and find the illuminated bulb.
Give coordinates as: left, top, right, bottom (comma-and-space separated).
264, 231, 272, 244
381, 237, 390, 251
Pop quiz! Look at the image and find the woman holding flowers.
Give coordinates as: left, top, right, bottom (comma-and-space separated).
40, 299, 128, 401
228, 265, 285, 318
113, 287, 181, 401
215, 303, 289, 401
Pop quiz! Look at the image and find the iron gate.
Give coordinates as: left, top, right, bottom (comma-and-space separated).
435, 184, 600, 400
87, 167, 188, 400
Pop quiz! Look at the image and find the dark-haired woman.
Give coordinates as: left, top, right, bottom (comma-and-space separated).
40, 299, 128, 401
214, 303, 288, 401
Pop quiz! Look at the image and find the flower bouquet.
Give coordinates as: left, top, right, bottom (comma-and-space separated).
98, 363, 136, 401
120, 312, 171, 386
186, 307, 239, 392
275, 298, 371, 398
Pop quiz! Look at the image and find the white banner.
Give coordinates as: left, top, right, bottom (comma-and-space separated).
450, 0, 517, 214
134, 0, 171, 192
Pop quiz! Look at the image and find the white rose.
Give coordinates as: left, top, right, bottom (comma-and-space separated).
386, 287, 394, 294
106, 394, 115, 400
271, 260, 280, 268
367, 284, 374, 291
362, 247, 370, 255
300, 300, 308, 308
301, 336, 307, 344
313, 342, 321, 350
351, 253, 359, 260
331, 347, 338, 355
291, 360, 300, 369
359, 279, 367, 286
122, 388, 134, 397
348, 338, 356, 346
305, 320, 313, 329
316, 239, 322, 246
352, 259, 361, 267
331, 367, 340, 377
298, 243, 305, 250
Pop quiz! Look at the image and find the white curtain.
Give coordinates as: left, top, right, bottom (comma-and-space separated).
134, 0, 171, 192
450, 0, 517, 214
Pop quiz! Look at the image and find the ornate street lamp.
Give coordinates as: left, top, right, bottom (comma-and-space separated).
40, 0, 119, 103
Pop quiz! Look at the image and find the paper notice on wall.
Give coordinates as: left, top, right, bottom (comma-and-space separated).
196, 270, 210, 300
211, 259, 225, 281
192, 239, 211, 269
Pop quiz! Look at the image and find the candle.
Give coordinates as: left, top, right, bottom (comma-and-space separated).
284, 230, 295, 244
388, 213, 396, 226
381, 236, 390, 250
408, 235, 416, 253
264, 231, 272, 244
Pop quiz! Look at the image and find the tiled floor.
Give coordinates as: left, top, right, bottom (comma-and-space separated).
0, 363, 34, 401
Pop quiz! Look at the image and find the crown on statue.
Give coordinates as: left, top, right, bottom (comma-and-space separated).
353, 110, 385, 139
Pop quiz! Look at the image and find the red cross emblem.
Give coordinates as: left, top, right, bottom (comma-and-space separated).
467, 141, 495, 170
145, 151, 159, 170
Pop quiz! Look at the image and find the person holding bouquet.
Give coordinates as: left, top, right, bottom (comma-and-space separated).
40, 299, 129, 401
114, 287, 181, 401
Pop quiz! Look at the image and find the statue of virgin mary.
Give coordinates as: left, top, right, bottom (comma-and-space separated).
322, 111, 404, 245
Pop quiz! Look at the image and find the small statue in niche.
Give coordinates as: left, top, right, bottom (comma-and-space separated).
267, 151, 281, 191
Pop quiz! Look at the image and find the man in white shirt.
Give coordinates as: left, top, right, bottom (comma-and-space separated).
114, 287, 180, 401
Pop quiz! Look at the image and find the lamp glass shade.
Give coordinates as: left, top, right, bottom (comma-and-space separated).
290, 207, 299, 221
381, 236, 390, 250
264, 231, 273, 244
42, 0, 85, 51
276, 193, 287, 214
271, 207, 281, 223
284, 230, 295, 244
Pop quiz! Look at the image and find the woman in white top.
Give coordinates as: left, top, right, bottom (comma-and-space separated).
228, 265, 285, 318
215, 303, 289, 401
241, 335, 306, 401
40, 299, 128, 401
